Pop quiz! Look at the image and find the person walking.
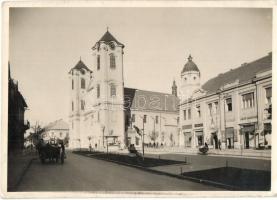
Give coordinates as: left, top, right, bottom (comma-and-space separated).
218, 139, 221, 150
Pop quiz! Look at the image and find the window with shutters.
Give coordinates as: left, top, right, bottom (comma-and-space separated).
110, 53, 116, 69
242, 92, 255, 109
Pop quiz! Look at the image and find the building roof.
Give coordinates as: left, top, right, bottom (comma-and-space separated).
202, 53, 272, 94
44, 119, 69, 131
69, 59, 92, 73
98, 30, 124, 46
181, 55, 200, 73
124, 87, 179, 113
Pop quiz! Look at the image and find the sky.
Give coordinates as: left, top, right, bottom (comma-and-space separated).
9, 7, 272, 126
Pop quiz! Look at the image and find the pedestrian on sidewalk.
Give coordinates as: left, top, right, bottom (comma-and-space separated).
218, 140, 221, 150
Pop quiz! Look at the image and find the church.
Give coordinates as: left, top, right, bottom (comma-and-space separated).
68, 30, 180, 150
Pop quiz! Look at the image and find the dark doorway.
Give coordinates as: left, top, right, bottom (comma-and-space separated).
213, 134, 218, 149
245, 132, 250, 149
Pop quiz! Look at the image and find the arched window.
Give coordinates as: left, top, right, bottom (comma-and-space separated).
110, 84, 116, 97
81, 100, 85, 110
97, 55, 100, 70
81, 78, 85, 89
110, 53, 116, 69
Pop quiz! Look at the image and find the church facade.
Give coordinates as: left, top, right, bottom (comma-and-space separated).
68, 30, 179, 150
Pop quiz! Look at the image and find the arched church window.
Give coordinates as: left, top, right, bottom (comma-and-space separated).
97, 84, 100, 98
81, 78, 86, 89
110, 53, 116, 69
97, 55, 100, 70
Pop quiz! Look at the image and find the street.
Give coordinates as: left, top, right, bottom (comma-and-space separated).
16, 152, 223, 191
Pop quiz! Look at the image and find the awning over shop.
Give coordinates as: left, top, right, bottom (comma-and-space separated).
225, 127, 234, 138
195, 131, 203, 137
241, 125, 255, 134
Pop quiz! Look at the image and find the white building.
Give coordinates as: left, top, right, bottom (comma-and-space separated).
68, 30, 180, 150
179, 53, 272, 150
41, 119, 69, 146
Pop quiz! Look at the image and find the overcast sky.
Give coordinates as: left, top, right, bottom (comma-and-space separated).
9, 7, 272, 126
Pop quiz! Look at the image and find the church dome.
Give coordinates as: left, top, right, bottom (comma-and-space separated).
181, 55, 200, 73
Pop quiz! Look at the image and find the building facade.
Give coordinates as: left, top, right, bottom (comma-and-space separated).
41, 119, 69, 146
8, 63, 29, 154
68, 30, 180, 150
179, 53, 272, 150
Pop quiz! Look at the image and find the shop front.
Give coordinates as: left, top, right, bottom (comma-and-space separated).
225, 127, 234, 149
263, 123, 272, 148
195, 131, 203, 147
184, 132, 192, 147
240, 124, 255, 149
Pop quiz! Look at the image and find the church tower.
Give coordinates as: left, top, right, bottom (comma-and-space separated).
180, 55, 200, 101
91, 30, 126, 148
68, 59, 92, 149
172, 80, 177, 97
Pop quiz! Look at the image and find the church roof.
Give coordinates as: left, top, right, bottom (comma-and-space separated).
69, 59, 92, 73
124, 88, 179, 113
202, 53, 272, 94
98, 30, 124, 46
181, 55, 200, 73
44, 119, 69, 131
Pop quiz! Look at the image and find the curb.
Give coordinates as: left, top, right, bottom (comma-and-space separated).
8, 157, 37, 191
74, 152, 239, 191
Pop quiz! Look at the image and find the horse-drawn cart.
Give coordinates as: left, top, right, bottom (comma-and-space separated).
37, 139, 65, 164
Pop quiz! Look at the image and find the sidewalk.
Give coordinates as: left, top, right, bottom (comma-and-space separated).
8, 150, 37, 191
144, 147, 271, 160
